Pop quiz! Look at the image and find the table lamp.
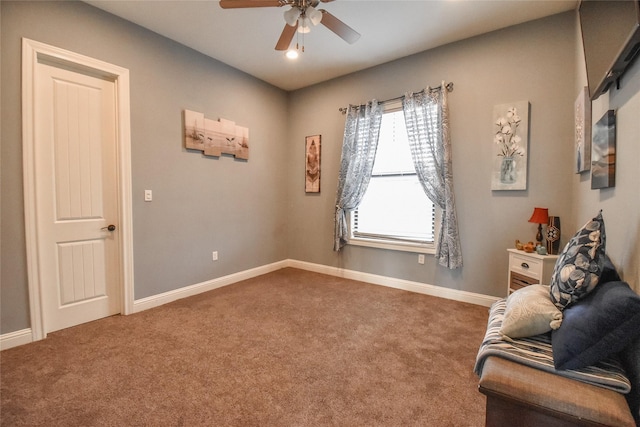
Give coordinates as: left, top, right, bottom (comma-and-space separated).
528, 207, 549, 246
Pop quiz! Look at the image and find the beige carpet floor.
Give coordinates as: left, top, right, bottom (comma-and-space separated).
1, 268, 489, 426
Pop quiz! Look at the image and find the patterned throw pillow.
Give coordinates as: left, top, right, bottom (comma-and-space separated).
500, 284, 563, 339
549, 211, 606, 310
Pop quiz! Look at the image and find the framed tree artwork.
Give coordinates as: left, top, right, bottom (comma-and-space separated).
305, 135, 321, 193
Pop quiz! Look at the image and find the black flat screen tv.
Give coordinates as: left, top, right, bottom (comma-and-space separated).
579, 0, 640, 100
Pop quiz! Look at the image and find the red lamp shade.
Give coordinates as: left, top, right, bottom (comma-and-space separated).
528, 207, 549, 224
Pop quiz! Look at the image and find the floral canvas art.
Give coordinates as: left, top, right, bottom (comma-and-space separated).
491, 101, 529, 190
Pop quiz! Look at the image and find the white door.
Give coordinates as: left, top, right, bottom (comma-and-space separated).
35, 61, 121, 333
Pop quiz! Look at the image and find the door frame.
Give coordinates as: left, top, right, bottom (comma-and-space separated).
22, 38, 134, 341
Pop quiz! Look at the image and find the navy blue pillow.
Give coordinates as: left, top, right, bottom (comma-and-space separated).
600, 254, 621, 284
551, 280, 640, 370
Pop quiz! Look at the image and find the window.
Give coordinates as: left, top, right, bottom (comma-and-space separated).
350, 103, 437, 253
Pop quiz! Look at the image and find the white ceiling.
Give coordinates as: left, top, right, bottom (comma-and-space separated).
85, 0, 577, 91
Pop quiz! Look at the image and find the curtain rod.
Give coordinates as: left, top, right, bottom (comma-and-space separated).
338, 82, 454, 114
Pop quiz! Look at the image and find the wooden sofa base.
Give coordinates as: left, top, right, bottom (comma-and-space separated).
478, 356, 635, 427
481, 387, 612, 427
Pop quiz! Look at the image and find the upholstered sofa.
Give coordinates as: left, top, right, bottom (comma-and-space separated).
476, 212, 640, 426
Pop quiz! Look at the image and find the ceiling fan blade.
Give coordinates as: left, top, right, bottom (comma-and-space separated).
319, 10, 360, 44
275, 23, 298, 51
219, 0, 284, 9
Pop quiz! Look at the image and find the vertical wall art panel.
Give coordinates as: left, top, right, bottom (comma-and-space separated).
305, 135, 321, 193
575, 87, 592, 173
184, 110, 205, 150
591, 110, 616, 189
491, 101, 529, 190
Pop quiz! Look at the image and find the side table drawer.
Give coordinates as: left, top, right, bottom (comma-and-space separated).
507, 249, 559, 296
509, 253, 542, 280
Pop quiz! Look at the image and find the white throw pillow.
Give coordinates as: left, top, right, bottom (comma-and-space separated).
500, 284, 563, 339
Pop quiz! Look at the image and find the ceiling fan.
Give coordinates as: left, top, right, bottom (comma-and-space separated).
219, 0, 361, 51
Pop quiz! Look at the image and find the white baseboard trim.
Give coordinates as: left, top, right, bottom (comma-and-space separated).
132, 260, 289, 313
133, 258, 498, 314
287, 259, 500, 307
0, 328, 33, 351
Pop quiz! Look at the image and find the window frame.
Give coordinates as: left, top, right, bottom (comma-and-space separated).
347, 102, 440, 255
348, 209, 440, 254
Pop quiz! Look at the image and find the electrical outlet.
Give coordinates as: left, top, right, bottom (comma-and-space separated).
144, 190, 152, 202
212, 251, 218, 261
418, 254, 425, 264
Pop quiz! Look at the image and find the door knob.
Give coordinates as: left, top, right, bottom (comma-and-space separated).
101, 224, 116, 232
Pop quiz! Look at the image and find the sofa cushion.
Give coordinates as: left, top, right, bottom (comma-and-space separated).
500, 284, 562, 339
552, 280, 640, 370
550, 211, 606, 310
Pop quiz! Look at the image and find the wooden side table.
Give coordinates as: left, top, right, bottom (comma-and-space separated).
507, 249, 559, 295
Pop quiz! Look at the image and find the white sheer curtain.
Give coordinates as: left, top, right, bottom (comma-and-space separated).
334, 101, 383, 251
403, 83, 463, 269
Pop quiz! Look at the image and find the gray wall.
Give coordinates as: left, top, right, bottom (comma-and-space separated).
571, 13, 640, 292
2, 3, 639, 337
1, 1, 289, 333
287, 12, 578, 298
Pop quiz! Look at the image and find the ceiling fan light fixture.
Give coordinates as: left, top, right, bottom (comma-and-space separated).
297, 17, 311, 33
308, 7, 322, 26
285, 49, 299, 59
222, 0, 361, 53
283, 7, 301, 26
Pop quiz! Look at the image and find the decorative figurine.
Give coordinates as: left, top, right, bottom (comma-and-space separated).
515, 240, 524, 250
